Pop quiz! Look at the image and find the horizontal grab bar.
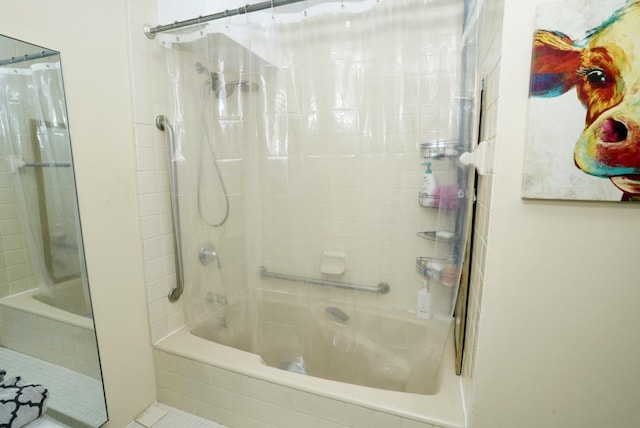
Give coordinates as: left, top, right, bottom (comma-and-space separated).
258, 266, 390, 294
10, 156, 72, 172
22, 162, 71, 168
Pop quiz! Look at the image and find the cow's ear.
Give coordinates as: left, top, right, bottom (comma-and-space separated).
530, 30, 582, 97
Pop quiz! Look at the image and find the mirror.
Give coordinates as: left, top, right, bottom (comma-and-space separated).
0, 35, 107, 427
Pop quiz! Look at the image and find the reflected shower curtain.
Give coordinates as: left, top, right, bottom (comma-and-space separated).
161, 0, 474, 390
0, 61, 87, 301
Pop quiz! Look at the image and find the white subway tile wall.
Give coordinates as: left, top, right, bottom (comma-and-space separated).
127, 0, 185, 344
0, 135, 38, 299
460, 0, 503, 420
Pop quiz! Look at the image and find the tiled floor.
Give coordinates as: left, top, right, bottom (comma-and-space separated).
128, 402, 228, 428
0, 347, 107, 427
26, 415, 70, 427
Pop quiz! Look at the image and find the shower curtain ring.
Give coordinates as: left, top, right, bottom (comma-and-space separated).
243, 4, 250, 23
243, 4, 250, 22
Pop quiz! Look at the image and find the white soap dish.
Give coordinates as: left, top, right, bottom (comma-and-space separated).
320, 250, 347, 275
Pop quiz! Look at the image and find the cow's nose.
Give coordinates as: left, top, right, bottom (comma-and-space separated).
598, 118, 628, 143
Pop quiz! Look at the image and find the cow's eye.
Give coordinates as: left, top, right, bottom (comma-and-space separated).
587, 69, 607, 84
578, 68, 609, 87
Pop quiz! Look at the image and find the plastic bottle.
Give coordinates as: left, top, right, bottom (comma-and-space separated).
416, 279, 432, 319
419, 162, 437, 207
441, 262, 456, 286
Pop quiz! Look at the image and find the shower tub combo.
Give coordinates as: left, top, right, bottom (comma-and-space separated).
147, 0, 478, 427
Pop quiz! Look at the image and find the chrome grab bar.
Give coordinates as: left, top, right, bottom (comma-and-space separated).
156, 115, 185, 302
258, 266, 390, 294
22, 162, 71, 168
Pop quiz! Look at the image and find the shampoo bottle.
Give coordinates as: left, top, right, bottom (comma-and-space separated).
417, 279, 432, 319
419, 162, 437, 207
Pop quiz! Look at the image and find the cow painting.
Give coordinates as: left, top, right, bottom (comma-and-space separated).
525, 0, 640, 201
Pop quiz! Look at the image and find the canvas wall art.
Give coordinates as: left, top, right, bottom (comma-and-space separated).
523, 0, 640, 202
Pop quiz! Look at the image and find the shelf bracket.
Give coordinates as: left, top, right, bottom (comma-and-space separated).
459, 140, 494, 175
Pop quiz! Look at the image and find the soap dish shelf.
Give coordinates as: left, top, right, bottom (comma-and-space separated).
418, 191, 464, 210
420, 140, 461, 159
416, 257, 445, 277
417, 230, 456, 242
416, 257, 457, 286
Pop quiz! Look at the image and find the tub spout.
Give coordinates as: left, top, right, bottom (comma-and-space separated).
326, 306, 349, 322
205, 291, 228, 306
216, 316, 227, 328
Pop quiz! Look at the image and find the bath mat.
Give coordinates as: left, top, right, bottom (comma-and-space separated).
0, 375, 49, 428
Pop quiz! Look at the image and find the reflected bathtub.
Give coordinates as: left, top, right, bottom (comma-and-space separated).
0, 284, 100, 378
31, 278, 92, 319
155, 292, 464, 428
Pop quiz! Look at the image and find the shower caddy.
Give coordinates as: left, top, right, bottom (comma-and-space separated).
416, 139, 465, 287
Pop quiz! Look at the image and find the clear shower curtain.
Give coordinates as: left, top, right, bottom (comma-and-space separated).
161, 0, 475, 391
0, 60, 87, 300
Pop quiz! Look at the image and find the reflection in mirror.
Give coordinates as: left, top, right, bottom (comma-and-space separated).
0, 35, 108, 427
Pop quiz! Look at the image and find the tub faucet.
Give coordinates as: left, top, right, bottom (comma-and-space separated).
326, 306, 349, 322
199, 242, 221, 268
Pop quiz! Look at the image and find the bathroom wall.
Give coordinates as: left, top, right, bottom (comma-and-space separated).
467, 0, 640, 427
126, 0, 187, 344
0, 1, 157, 426
241, 0, 465, 321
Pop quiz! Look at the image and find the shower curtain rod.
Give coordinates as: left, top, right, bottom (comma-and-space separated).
144, 0, 306, 39
0, 50, 58, 67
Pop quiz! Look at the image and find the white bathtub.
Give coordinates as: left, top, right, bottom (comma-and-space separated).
155, 292, 464, 428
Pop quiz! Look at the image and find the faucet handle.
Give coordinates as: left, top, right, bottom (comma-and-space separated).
199, 242, 221, 268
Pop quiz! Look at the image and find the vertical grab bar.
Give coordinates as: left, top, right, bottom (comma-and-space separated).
156, 115, 185, 302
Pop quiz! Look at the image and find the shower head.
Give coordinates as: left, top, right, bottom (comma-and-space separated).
214, 79, 259, 99
196, 61, 218, 84
196, 62, 259, 99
